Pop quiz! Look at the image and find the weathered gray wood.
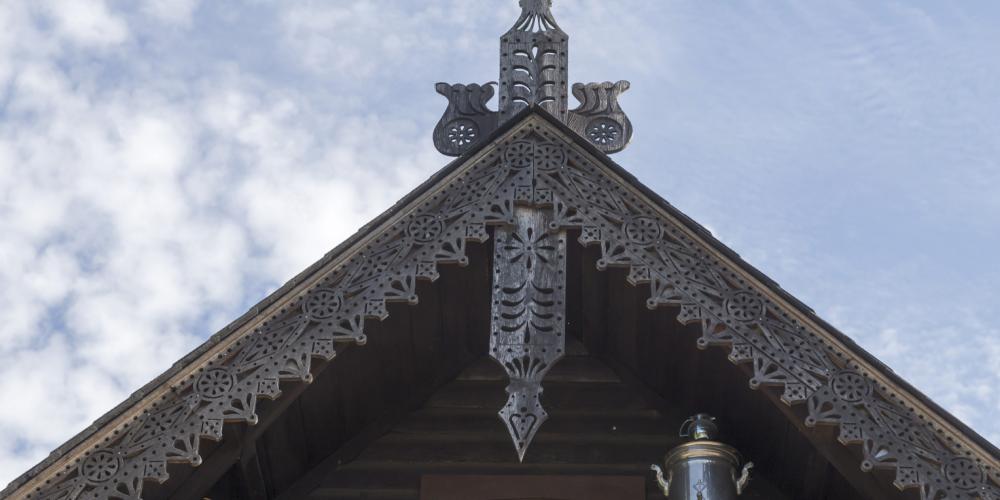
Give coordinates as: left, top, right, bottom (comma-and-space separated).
152, 371, 323, 500
433, 0, 633, 156
498, 0, 569, 122
28, 72, 975, 500
737, 362, 908, 500
281, 352, 798, 500
567, 81, 633, 154
595, 265, 898, 499
490, 207, 567, 460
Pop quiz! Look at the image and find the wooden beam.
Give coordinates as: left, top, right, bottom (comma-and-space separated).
167, 353, 344, 500
274, 412, 402, 500
735, 363, 912, 500
235, 440, 268, 500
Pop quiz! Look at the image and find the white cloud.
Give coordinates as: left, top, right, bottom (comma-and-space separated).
1, 0, 999, 491
279, 0, 500, 82
36, 0, 129, 47
118, 115, 191, 176
0, 1, 460, 483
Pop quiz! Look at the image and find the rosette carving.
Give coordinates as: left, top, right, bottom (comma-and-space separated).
24, 118, 997, 500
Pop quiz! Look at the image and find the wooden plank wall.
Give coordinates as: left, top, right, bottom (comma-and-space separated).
278, 347, 802, 500
571, 240, 912, 500
160, 233, 914, 500
147, 242, 493, 499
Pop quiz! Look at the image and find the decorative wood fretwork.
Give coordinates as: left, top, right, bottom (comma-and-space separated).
498, 0, 569, 123
566, 81, 633, 154
432, 0, 633, 157
491, 208, 566, 461
22, 118, 999, 500
433, 83, 499, 157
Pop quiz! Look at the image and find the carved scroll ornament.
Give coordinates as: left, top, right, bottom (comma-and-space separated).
433, 83, 499, 157
432, 0, 633, 157
567, 81, 633, 154
24, 119, 999, 500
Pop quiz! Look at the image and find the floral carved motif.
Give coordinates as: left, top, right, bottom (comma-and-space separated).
28, 137, 522, 500
26, 120, 998, 500
491, 208, 567, 461
522, 126, 999, 500
433, 0, 632, 156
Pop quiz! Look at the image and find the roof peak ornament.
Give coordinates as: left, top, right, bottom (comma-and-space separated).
433, 0, 632, 156
433, 0, 635, 464
511, 0, 561, 32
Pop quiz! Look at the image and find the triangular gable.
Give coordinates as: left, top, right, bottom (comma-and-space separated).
5, 110, 999, 500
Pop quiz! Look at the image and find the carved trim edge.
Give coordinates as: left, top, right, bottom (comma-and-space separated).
11, 121, 533, 500
17, 114, 999, 500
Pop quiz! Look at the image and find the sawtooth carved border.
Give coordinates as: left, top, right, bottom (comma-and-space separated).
23, 116, 999, 500
525, 121, 1000, 500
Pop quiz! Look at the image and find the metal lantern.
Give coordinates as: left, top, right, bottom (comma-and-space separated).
650, 414, 754, 499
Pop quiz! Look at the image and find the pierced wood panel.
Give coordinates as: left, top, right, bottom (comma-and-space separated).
433, 0, 632, 156
23, 117, 998, 500
491, 208, 567, 460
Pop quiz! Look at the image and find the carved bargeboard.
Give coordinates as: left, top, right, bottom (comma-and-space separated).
22, 117, 1000, 500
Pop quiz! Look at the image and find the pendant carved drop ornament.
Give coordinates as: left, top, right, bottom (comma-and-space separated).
18, 1, 1000, 498
434, 1, 634, 458
434, 0, 634, 458
491, 209, 567, 461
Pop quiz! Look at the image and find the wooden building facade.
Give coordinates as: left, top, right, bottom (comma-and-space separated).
4, 1, 998, 499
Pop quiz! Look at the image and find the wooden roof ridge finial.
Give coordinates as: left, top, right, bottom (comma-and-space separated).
433, 0, 633, 157
510, 0, 562, 33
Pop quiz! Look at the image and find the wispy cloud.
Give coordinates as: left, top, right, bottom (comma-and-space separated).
0, 0, 998, 486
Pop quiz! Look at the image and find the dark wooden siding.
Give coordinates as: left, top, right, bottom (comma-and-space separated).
152, 235, 911, 500
569, 241, 910, 500
276, 350, 799, 500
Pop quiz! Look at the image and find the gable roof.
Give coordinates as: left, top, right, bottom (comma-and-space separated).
4, 108, 998, 500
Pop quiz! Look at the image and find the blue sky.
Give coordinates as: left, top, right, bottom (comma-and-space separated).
0, 0, 998, 486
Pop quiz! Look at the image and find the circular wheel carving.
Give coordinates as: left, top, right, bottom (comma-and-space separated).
587, 118, 622, 146
195, 368, 235, 399
304, 288, 343, 319
724, 291, 765, 322
534, 143, 566, 172
944, 457, 983, 490
503, 141, 534, 169
831, 371, 872, 403
405, 214, 444, 243
80, 450, 120, 483
624, 216, 662, 246
445, 119, 478, 147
